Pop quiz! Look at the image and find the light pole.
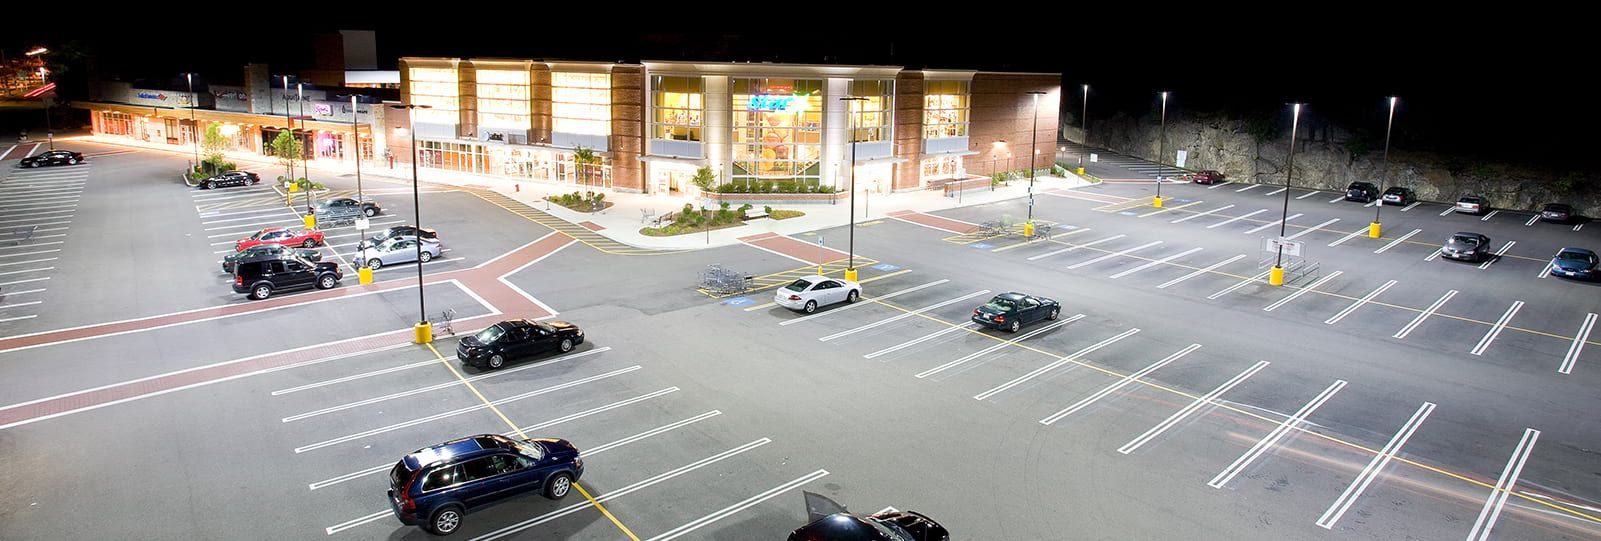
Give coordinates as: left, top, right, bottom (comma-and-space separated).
297, 82, 309, 194
1079, 84, 1089, 174
1270, 103, 1304, 287
1370, 96, 1399, 238
280, 76, 293, 185
1154, 91, 1169, 208
40, 67, 53, 150
351, 95, 366, 237
185, 73, 200, 173
390, 103, 433, 343
840, 96, 867, 282
1026, 90, 1046, 230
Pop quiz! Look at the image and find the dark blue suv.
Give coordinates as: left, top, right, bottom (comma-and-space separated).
388, 434, 584, 536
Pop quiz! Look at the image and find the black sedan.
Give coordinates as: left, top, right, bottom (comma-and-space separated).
1344, 181, 1380, 203
19, 150, 84, 168
198, 170, 260, 189
1541, 203, 1577, 224
1442, 232, 1492, 262
458, 319, 584, 369
971, 292, 1061, 333
789, 511, 949, 541
222, 244, 322, 273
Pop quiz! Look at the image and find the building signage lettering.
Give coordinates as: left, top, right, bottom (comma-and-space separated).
315, 103, 332, 116
136, 92, 168, 101
747, 94, 794, 112
212, 90, 247, 100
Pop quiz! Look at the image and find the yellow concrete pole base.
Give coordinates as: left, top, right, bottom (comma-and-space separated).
357, 266, 374, 285
844, 268, 859, 282
303, 214, 316, 229
1368, 221, 1382, 239
1152, 196, 1164, 208
1023, 221, 1035, 237
414, 322, 433, 344
1269, 265, 1286, 286
1076, 167, 1085, 175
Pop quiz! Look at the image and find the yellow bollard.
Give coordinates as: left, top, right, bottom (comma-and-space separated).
303, 214, 316, 229
844, 268, 859, 282
414, 322, 433, 344
1269, 265, 1285, 286
1076, 167, 1085, 175
1368, 221, 1382, 239
358, 266, 373, 285
1153, 196, 1164, 208
1023, 221, 1035, 238
287, 183, 299, 193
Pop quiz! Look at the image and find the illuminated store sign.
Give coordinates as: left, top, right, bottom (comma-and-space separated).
747, 92, 811, 113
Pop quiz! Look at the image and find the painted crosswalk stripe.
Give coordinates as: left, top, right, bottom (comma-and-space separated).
1559, 313, 1597, 375
1263, 271, 1342, 312
1119, 361, 1269, 454
1285, 218, 1340, 240
1394, 290, 1456, 339
1172, 204, 1233, 223
1316, 402, 1435, 529
1158, 255, 1245, 289
974, 328, 1141, 401
1470, 301, 1524, 355
1109, 248, 1203, 279
1039, 344, 1199, 425
1206, 209, 1267, 229
1067, 241, 1163, 270
914, 316, 1082, 378
1325, 280, 1396, 325
1478, 241, 1516, 269
1328, 227, 1368, 247
1208, 380, 1346, 488
1374, 228, 1421, 253
1245, 213, 1301, 235
1464, 428, 1540, 541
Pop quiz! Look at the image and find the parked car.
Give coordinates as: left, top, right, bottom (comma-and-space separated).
1455, 195, 1489, 215
1381, 186, 1416, 206
1541, 203, 1577, 224
1551, 248, 1599, 280
1344, 181, 1380, 203
221, 244, 321, 273
776, 275, 861, 313
18, 149, 84, 168
1441, 232, 1492, 262
231, 255, 342, 300
197, 170, 260, 189
388, 434, 583, 536
314, 196, 383, 223
234, 227, 325, 251
354, 237, 443, 269
971, 292, 1061, 333
457, 319, 585, 370
359, 225, 439, 250
1191, 170, 1226, 185
789, 511, 950, 541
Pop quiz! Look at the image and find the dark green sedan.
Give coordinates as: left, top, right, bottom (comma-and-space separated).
221, 244, 322, 273
971, 292, 1061, 332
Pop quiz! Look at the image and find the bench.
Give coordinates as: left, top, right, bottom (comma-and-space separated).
744, 210, 770, 220
640, 207, 657, 224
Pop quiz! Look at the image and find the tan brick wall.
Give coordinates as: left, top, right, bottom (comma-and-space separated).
530, 65, 552, 145
893, 71, 926, 191
968, 73, 1061, 177
609, 65, 645, 192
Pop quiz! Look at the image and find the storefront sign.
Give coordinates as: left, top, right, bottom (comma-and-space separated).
212, 90, 247, 101
136, 92, 167, 100
315, 103, 332, 116
748, 94, 795, 112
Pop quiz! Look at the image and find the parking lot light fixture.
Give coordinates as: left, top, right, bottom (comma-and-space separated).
1271, 103, 1304, 287
390, 103, 433, 343
185, 73, 199, 173
1155, 91, 1168, 208
1026, 91, 1047, 225
841, 96, 868, 282
1371, 96, 1399, 238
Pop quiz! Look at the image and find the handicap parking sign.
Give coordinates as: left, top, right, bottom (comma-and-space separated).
872, 263, 899, 272
723, 297, 754, 307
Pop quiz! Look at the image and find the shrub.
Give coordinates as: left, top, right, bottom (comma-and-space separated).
991, 172, 1006, 187
1052, 164, 1067, 176
764, 205, 773, 215
737, 203, 753, 218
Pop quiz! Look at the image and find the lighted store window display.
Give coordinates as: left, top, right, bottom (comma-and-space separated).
923, 80, 970, 139
653, 76, 704, 141
731, 79, 824, 184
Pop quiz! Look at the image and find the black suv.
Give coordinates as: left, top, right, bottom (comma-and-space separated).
232, 255, 343, 300
1345, 182, 1380, 203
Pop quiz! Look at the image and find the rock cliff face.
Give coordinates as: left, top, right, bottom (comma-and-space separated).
1069, 112, 1600, 216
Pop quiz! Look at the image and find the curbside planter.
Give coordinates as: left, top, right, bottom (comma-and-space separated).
181, 169, 199, 187
705, 191, 848, 205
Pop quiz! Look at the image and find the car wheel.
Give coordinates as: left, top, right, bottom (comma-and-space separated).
1048, 308, 1060, 320
301, 238, 318, 248
30, 162, 41, 168
316, 275, 337, 289
559, 338, 574, 352
487, 354, 505, 369
364, 207, 378, 217
803, 300, 817, 314
203, 181, 214, 189
250, 284, 272, 300
544, 472, 574, 500
1008, 319, 1021, 333
419, 251, 433, 263
367, 259, 383, 270
427, 505, 463, 536
846, 290, 859, 303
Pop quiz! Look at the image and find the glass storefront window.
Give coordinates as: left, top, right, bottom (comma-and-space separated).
652, 75, 703, 141
731, 78, 825, 187
921, 155, 962, 181
552, 72, 611, 136
477, 69, 530, 130
409, 68, 460, 125
847, 80, 893, 143
923, 80, 969, 139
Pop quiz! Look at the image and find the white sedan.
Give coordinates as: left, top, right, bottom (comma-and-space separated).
775, 275, 861, 313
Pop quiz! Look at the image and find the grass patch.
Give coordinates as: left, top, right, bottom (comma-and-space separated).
769, 210, 805, 220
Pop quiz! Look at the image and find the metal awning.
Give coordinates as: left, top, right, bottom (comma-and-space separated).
638, 154, 707, 167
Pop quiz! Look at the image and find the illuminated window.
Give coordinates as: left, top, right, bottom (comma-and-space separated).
921, 155, 962, 180
846, 80, 893, 143
731, 78, 824, 187
408, 68, 459, 125
552, 72, 611, 136
652, 76, 703, 141
476, 69, 530, 130
923, 80, 969, 139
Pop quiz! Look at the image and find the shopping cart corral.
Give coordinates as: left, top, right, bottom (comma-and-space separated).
697, 265, 754, 296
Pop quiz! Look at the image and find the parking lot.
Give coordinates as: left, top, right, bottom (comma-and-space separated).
3, 141, 1600, 539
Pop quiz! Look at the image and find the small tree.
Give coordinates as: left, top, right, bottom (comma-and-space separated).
573, 145, 597, 194
202, 124, 228, 156
691, 166, 717, 193
270, 131, 303, 181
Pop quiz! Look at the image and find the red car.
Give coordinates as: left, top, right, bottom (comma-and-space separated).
1191, 170, 1227, 184
235, 227, 325, 252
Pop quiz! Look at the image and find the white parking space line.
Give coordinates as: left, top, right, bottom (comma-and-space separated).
1207, 270, 1273, 300
1440, 207, 1459, 217
819, 290, 991, 342
0, 300, 42, 309
1394, 290, 1457, 339
1424, 248, 1444, 261
0, 277, 49, 287
1158, 255, 1246, 289
465, 439, 774, 541
192, 189, 280, 201
1265, 187, 1287, 196
1328, 195, 1347, 203
1401, 202, 1422, 211
1027, 233, 1121, 260
0, 266, 55, 276
282, 347, 611, 422
0, 241, 63, 250
1039, 344, 1200, 425
0, 210, 73, 222
1206, 209, 1267, 229
915, 316, 1082, 378
1470, 301, 1524, 355
0, 257, 57, 268
1118, 360, 1270, 454
1538, 261, 1554, 279
293, 366, 641, 454
581, 406, 715, 456
1479, 210, 1500, 221
1325, 280, 1396, 325
1328, 228, 1368, 247
1110, 247, 1203, 279
273, 359, 441, 396
1466, 428, 1541, 541
1206, 181, 1233, 190
0, 249, 61, 259
1234, 184, 1260, 193
1576, 222, 1586, 231
1245, 213, 1301, 234
359, 257, 466, 274
1208, 380, 1346, 488
1525, 215, 1540, 227
197, 206, 300, 218
779, 279, 948, 326
864, 323, 978, 359
1067, 241, 1163, 270
1364, 200, 1380, 208
1559, 313, 1597, 374
202, 217, 302, 231
1374, 228, 1422, 254
201, 212, 300, 225
1263, 271, 1343, 312
1171, 204, 1233, 223
0, 203, 76, 213
1296, 191, 1321, 200
0, 315, 36, 323
1138, 200, 1203, 218
1478, 241, 1516, 269
1285, 218, 1340, 240
646, 470, 831, 541
973, 328, 1141, 400
0, 288, 45, 296
1316, 402, 1435, 529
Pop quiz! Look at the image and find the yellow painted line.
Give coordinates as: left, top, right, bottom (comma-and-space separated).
425, 343, 642, 541
1137, 200, 1204, 217
1094, 196, 1154, 212
742, 268, 913, 311
697, 258, 878, 298
859, 300, 1601, 525
990, 227, 1091, 252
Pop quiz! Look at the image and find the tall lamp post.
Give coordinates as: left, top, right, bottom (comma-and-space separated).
1154, 91, 1169, 208
280, 76, 293, 185
297, 82, 310, 202
1025, 90, 1047, 232
351, 95, 365, 220
185, 73, 200, 172
1270, 103, 1304, 287
1370, 96, 1399, 238
1078, 84, 1089, 175
840, 96, 867, 282
40, 67, 53, 150
390, 103, 433, 343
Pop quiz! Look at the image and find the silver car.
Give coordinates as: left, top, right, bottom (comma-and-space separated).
354, 237, 443, 269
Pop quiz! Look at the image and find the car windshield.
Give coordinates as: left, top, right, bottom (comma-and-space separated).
474, 325, 505, 343
866, 517, 915, 541
379, 238, 408, 251
782, 279, 813, 292
1450, 235, 1480, 246
1558, 251, 1592, 262
513, 440, 545, 461
250, 230, 269, 240
985, 297, 1018, 311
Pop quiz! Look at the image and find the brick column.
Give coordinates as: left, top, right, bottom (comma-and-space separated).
609, 65, 645, 193
893, 71, 926, 191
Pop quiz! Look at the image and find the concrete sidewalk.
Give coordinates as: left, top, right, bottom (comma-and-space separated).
74, 135, 1098, 250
